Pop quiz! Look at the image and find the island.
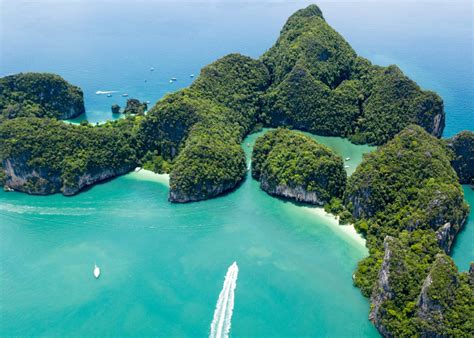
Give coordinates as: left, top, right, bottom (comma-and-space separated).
251, 128, 346, 205
1, 4, 446, 201
342, 125, 471, 336
0, 5, 472, 336
0, 72, 85, 120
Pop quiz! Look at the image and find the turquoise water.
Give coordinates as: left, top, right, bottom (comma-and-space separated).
451, 186, 474, 271
1, 132, 378, 336
1, 0, 473, 335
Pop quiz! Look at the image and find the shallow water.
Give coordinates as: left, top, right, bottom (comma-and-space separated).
1, 0, 472, 335
0, 131, 378, 336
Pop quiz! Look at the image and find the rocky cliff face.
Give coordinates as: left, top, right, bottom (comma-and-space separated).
415, 254, 459, 337
435, 219, 468, 254
447, 131, 474, 184
2, 157, 61, 194
2, 156, 133, 196
168, 179, 239, 203
369, 236, 396, 338
260, 174, 325, 205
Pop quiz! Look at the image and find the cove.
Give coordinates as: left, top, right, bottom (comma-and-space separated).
0, 131, 378, 336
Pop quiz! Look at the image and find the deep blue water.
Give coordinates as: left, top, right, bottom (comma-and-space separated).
1, 0, 472, 134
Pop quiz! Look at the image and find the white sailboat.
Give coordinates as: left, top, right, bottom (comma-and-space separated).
93, 264, 101, 279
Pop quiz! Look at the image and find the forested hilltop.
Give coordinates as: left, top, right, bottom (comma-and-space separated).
0, 73, 85, 120
251, 129, 346, 205
0, 4, 473, 337
1, 4, 448, 201
328, 125, 473, 336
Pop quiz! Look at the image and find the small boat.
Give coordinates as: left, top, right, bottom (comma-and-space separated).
150, 67, 155, 71
146, 100, 151, 104
93, 264, 101, 279
107, 94, 112, 97
344, 165, 350, 168
345, 157, 351, 161
169, 80, 173, 83
134, 167, 142, 172
190, 74, 195, 78
122, 93, 129, 97
171, 77, 177, 81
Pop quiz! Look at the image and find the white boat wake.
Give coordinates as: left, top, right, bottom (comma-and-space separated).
209, 262, 239, 338
95, 90, 118, 95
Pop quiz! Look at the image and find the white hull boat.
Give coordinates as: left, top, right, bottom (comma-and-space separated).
94, 264, 101, 279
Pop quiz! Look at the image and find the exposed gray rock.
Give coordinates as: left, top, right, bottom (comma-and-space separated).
2, 156, 133, 196
369, 236, 396, 338
260, 174, 324, 205
447, 131, 474, 184
415, 254, 458, 337
169, 180, 239, 203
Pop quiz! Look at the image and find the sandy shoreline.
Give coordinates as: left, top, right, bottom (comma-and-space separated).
127, 169, 170, 186
127, 169, 366, 248
302, 206, 367, 248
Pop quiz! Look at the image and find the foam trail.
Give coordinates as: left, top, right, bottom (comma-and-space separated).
95, 90, 118, 95
209, 262, 239, 338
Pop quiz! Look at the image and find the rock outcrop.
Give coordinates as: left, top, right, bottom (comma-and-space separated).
0, 72, 85, 120
3, 155, 134, 196
111, 104, 121, 114
260, 177, 325, 205
345, 125, 468, 239
252, 129, 346, 205
369, 236, 397, 338
0, 117, 138, 196
415, 254, 458, 337
123, 99, 147, 115
447, 131, 474, 184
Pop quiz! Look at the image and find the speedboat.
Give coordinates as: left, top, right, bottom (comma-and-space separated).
93, 264, 101, 279
171, 77, 177, 81
345, 157, 350, 161
190, 74, 195, 78
122, 93, 129, 97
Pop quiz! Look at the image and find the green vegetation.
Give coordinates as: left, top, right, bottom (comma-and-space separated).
261, 5, 444, 145
0, 6, 471, 336
252, 129, 346, 204
351, 65, 445, 145
261, 4, 356, 88
0, 117, 138, 194
0, 72, 85, 120
140, 54, 269, 201
0, 5, 447, 200
447, 131, 474, 184
339, 125, 471, 336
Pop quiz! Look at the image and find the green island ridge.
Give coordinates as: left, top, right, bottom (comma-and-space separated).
1, 4, 447, 202
251, 128, 346, 205
0, 72, 85, 120
0, 4, 473, 337
334, 125, 472, 336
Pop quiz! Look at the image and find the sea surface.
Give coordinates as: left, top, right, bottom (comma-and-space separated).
0, 0, 473, 336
